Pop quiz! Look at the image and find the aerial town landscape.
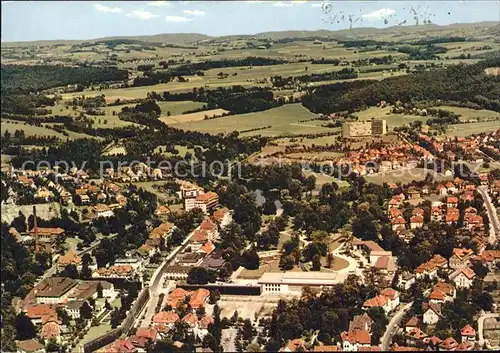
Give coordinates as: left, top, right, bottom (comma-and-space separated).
1, 1, 500, 352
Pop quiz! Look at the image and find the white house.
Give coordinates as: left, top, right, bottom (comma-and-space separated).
450, 267, 476, 289
423, 303, 442, 325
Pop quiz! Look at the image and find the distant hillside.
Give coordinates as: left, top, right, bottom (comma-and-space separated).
2, 21, 498, 47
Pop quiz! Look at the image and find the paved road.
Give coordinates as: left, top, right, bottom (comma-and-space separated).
381, 288, 431, 350
478, 186, 500, 245
478, 312, 499, 348
133, 226, 199, 330
381, 302, 413, 350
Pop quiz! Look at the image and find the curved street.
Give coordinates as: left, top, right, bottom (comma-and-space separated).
478, 186, 500, 245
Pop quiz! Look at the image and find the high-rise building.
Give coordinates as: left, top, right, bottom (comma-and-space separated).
342, 119, 387, 138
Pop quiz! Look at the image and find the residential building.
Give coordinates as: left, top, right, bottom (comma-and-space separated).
93, 204, 114, 218
57, 250, 82, 271
439, 337, 459, 351
449, 248, 474, 269
16, 339, 46, 353
189, 288, 210, 309
349, 313, 373, 333
460, 324, 476, 343
340, 329, 371, 351
153, 311, 180, 331
193, 192, 219, 214
405, 317, 420, 333
422, 303, 442, 325
450, 267, 476, 289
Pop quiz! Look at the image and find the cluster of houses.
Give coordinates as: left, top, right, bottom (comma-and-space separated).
164, 209, 231, 281
403, 316, 477, 351
335, 143, 429, 176
387, 178, 487, 247
418, 129, 500, 164
17, 277, 117, 347
92, 288, 214, 353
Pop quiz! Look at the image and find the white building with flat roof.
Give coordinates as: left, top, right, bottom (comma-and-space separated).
258, 272, 338, 295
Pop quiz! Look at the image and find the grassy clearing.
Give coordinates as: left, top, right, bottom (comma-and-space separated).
273, 135, 338, 147
364, 168, 436, 185
444, 121, 500, 137
303, 170, 350, 190
160, 108, 229, 125
1, 120, 97, 140
153, 144, 206, 158
170, 104, 330, 137
157, 101, 205, 117
436, 105, 500, 121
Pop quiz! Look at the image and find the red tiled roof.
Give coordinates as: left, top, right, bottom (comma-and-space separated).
341, 329, 371, 345
195, 191, 218, 202
429, 290, 445, 301
41, 321, 61, 339
189, 288, 210, 309
153, 311, 179, 324
440, 337, 458, 350
461, 324, 475, 337
363, 295, 388, 308
406, 328, 427, 340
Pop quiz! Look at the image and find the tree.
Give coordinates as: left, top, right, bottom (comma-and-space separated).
242, 248, 260, 270
80, 301, 93, 320
60, 264, 79, 279
80, 253, 93, 279
187, 267, 209, 285
279, 254, 295, 270
311, 254, 322, 271
242, 319, 254, 340
262, 199, 277, 215
110, 308, 121, 328
202, 333, 218, 352
96, 282, 103, 298
15, 313, 36, 340
326, 252, 334, 268
105, 299, 112, 311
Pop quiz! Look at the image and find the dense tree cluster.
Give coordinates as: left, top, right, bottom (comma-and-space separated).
303, 59, 500, 114
1, 65, 128, 95
265, 277, 379, 348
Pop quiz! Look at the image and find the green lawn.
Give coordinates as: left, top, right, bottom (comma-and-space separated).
157, 101, 206, 117
1, 119, 99, 140
444, 120, 500, 137
170, 104, 333, 137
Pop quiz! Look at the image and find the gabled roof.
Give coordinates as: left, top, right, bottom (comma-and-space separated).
340, 329, 371, 345
406, 328, 427, 340
440, 337, 459, 350
405, 317, 419, 328
451, 267, 476, 280
461, 324, 475, 337
153, 311, 179, 324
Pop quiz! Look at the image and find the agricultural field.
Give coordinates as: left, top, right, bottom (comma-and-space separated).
1, 119, 98, 140
444, 120, 500, 137
169, 104, 331, 137
160, 108, 229, 125
157, 101, 205, 117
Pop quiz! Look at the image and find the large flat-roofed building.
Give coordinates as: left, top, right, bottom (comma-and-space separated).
342, 119, 387, 138
258, 272, 337, 295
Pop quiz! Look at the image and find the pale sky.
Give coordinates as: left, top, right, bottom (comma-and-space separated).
1, 1, 499, 42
